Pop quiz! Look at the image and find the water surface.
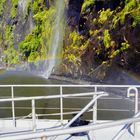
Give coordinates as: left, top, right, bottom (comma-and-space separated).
0, 70, 139, 120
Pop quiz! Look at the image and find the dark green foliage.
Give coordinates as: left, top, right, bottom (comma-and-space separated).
19, 1, 56, 62
19, 27, 40, 61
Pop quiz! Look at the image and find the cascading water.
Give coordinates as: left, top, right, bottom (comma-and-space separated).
44, 0, 65, 78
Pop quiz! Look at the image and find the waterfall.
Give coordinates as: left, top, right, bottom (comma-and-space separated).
44, 0, 65, 78
15, 0, 65, 78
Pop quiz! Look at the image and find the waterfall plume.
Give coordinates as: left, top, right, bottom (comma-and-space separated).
44, 0, 65, 78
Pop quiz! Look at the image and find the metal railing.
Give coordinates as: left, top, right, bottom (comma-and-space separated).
0, 117, 140, 140
0, 85, 139, 113
0, 84, 139, 139
0, 85, 109, 131
64, 93, 108, 128
113, 111, 140, 140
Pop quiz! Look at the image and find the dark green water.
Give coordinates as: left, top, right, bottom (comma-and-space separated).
0, 70, 138, 120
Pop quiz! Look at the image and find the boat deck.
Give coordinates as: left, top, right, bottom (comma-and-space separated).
0, 119, 140, 140
0, 85, 140, 140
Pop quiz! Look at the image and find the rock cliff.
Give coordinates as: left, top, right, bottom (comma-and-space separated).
0, 0, 140, 82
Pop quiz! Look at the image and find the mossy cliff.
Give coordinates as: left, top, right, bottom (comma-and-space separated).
63, 0, 140, 81
0, 0, 51, 65
0, 0, 140, 81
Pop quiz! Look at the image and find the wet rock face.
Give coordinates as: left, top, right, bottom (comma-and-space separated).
0, 0, 34, 49
64, 0, 140, 81
95, 0, 125, 11
67, 0, 84, 28
13, 11, 34, 49
125, 23, 140, 73
110, 15, 140, 73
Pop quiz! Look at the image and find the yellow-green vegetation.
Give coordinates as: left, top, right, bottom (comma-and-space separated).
81, 0, 94, 13
10, 0, 19, 18
109, 41, 129, 59
24, 0, 32, 18
63, 0, 139, 72
113, 0, 140, 27
103, 30, 114, 49
19, 1, 56, 62
0, 0, 140, 75
0, 0, 6, 16
33, 0, 45, 14
98, 9, 113, 24
0, 0, 19, 66
64, 31, 83, 64
4, 46, 19, 66
2, 24, 19, 66
5, 25, 13, 45
19, 27, 40, 61
121, 41, 129, 51
64, 30, 89, 68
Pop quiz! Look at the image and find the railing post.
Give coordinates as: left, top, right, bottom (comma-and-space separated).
11, 86, 16, 127
60, 86, 63, 125
127, 87, 139, 138
93, 86, 97, 123
32, 99, 36, 132
127, 87, 139, 114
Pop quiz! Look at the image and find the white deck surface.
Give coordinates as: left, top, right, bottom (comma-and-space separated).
0, 119, 140, 140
